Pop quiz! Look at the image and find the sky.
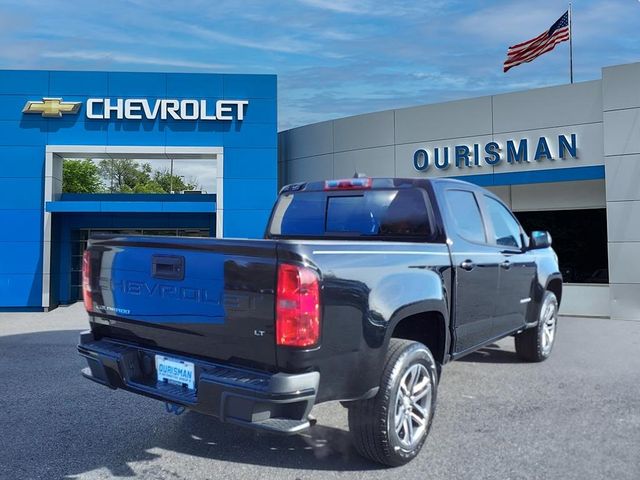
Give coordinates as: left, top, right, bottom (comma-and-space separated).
0, 0, 639, 130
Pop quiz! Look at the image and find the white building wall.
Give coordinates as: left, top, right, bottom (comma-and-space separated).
282, 82, 604, 185
506, 180, 605, 212
603, 63, 640, 322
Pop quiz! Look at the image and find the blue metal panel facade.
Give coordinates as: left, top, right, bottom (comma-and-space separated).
46, 193, 217, 213
455, 165, 606, 187
0, 70, 278, 309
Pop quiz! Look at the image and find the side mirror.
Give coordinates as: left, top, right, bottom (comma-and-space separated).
529, 230, 552, 249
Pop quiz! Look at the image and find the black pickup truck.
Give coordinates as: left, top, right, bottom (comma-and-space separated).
78, 177, 562, 466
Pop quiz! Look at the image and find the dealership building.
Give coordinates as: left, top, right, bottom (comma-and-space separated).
1, 62, 640, 321
280, 62, 640, 322
0, 70, 276, 309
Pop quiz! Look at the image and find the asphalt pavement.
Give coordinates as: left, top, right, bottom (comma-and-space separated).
1, 303, 639, 480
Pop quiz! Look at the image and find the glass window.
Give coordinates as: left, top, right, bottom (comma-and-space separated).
516, 209, 608, 284
269, 188, 431, 239
326, 195, 383, 234
484, 196, 522, 248
269, 192, 326, 236
445, 190, 486, 244
62, 157, 217, 194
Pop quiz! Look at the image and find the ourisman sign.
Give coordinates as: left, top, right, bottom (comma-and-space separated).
413, 134, 577, 171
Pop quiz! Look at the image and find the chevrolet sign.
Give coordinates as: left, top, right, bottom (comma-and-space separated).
86, 98, 248, 121
22, 98, 82, 118
22, 97, 249, 121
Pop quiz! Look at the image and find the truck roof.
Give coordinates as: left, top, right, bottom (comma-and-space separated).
280, 176, 479, 194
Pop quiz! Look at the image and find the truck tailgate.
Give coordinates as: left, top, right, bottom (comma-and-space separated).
86, 236, 278, 369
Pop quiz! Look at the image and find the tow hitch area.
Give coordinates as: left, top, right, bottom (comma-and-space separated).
165, 402, 186, 415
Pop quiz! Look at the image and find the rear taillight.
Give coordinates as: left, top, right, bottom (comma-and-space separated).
276, 263, 320, 348
82, 250, 93, 312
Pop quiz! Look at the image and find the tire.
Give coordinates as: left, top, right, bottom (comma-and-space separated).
348, 339, 438, 466
515, 291, 559, 362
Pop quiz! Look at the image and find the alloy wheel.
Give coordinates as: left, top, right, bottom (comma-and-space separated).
393, 363, 432, 449
541, 299, 557, 355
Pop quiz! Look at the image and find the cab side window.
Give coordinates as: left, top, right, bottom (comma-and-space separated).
445, 189, 486, 244
484, 196, 522, 249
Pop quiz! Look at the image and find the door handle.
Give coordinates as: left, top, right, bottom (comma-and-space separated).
460, 259, 475, 271
500, 260, 511, 270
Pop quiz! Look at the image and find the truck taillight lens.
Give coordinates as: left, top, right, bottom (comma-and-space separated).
82, 250, 93, 312
276, 263, 320, 347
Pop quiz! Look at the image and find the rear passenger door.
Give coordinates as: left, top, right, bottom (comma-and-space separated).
481, 195, 537, 337
443, 189, 502, 355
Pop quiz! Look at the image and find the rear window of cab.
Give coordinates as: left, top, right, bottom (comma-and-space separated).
268, 188, 436, 241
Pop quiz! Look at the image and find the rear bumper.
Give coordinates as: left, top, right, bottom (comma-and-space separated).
77, 331, 318, 434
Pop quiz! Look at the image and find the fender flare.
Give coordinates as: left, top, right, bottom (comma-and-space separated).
382, 299, 451, 365
526, 272, 563, 326
544, 274, 563, 305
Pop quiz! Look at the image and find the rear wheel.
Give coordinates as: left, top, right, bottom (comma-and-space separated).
348, 339, 438, 466
515, 291, 558, 362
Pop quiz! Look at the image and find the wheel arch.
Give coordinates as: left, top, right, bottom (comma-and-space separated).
546, 275, 563, 306
387, 304, 450, 366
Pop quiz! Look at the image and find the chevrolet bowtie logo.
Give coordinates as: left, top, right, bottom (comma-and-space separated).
22, 97, 82, 118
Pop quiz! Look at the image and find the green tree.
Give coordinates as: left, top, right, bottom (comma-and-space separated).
98, 159, 153, 193
152, 168, 198, 193
133, 180, 165, 193
96, 159, 200, 193
62, 159, 103, 193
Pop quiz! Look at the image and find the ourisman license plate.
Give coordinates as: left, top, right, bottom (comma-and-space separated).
155, 355, 196, 390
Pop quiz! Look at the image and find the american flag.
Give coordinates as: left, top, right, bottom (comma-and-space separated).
503, 11, 570, 72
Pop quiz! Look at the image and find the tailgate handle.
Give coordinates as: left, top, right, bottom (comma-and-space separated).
151, 255, 185, 280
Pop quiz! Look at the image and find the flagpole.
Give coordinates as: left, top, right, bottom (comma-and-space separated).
569, 2, 574, 83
